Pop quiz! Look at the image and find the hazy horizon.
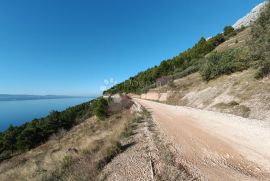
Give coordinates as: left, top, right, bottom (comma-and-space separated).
0, 94, 99, 97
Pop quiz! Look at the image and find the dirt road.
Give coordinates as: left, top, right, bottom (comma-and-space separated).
135, 98, 270, 180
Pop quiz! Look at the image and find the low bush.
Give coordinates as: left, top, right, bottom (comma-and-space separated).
223, 26, 237, 38
172, 65, 199, 80
94, 97, 109, 120
254, 59, 270, 79
43, 114, 139, 181
200, 49, 250, 81
249, 1, 270, 78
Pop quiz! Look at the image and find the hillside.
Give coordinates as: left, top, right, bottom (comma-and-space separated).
233, 1, 267, 29
105, 1, 269, 96
0, 95, 198, 180
106, 1, 270, 121
133, 2, 270, 123
140, 69, 270, 121
0, 96, 137, 180
1, 1, 270, 181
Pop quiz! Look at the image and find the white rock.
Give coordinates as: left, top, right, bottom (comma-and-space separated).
233, 1, 267, 29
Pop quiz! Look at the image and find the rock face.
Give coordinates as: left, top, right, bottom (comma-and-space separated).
233, 1, 267, 29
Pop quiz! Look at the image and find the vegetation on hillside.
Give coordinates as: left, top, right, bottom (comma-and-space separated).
0, 98, 110, 160
42, 113, 141, 181
200, 49, 249, 81
0, 96, 135, 180
105, 1, 270, 94
250, 1, 270, 78
200, 1, 270, 81
224, 26, 236, 37
104, 26, 239, 94
93, 97, 109, 120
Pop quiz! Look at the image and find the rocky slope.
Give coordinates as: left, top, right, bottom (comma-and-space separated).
139, 2, 270, 123
233, 1, 266, 29
139, 69, 270, 122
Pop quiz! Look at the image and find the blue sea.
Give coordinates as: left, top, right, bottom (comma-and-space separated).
0, 97, 92, 132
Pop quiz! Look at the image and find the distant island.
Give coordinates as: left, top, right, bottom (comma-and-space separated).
0, 94, 92, 101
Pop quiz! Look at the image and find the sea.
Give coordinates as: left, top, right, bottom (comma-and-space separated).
0, 97, 93, 132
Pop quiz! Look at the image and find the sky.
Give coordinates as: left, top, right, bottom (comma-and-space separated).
0, 0, 264, 96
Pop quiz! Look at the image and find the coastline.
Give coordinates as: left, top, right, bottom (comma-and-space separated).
0, 97, 95, 132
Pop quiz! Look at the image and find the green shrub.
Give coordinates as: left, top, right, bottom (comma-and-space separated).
224, 26, 234, 36
255, 59, 270, 79
200, 49, 249, 81
208, 33, 226, 46
249, 1, 270, 78
173, 65, 199, 79
94, 97, 109, 120
223, 26, 237, 38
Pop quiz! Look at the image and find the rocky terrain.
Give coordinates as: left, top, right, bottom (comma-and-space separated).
233, 1, 266, 29
139, 69, 270, 122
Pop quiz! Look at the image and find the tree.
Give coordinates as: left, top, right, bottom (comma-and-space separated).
0, 133, 4, 152
94, 98, 109, 120
2, 125, 18, 154
209, 33, 225, 46
16, 124, 42, 150
194, 37, 215, 57
44, 111, 62, 135
223, 26, 235, 36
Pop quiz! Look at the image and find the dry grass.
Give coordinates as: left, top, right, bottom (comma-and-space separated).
215, 28, 251, 52
0, 110, 135, 181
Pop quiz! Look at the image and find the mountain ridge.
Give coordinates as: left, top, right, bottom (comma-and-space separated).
233, 1, 267, 29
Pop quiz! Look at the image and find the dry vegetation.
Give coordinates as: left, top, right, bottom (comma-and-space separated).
214, 28, 251, 52
144, 68, 270, 121
0, 97, 136, 181
99, 107, 194, 181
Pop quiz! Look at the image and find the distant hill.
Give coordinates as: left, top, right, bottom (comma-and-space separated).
0, 94, 89, 101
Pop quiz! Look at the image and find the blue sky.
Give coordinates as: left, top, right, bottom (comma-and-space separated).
0, 0, 264, 96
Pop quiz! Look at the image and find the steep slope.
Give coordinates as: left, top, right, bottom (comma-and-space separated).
140, 69, 270, 122
214, 27, 250, 52
105, 2, 269, 96
0, 97, 135, 180
130, 2, 270, 122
